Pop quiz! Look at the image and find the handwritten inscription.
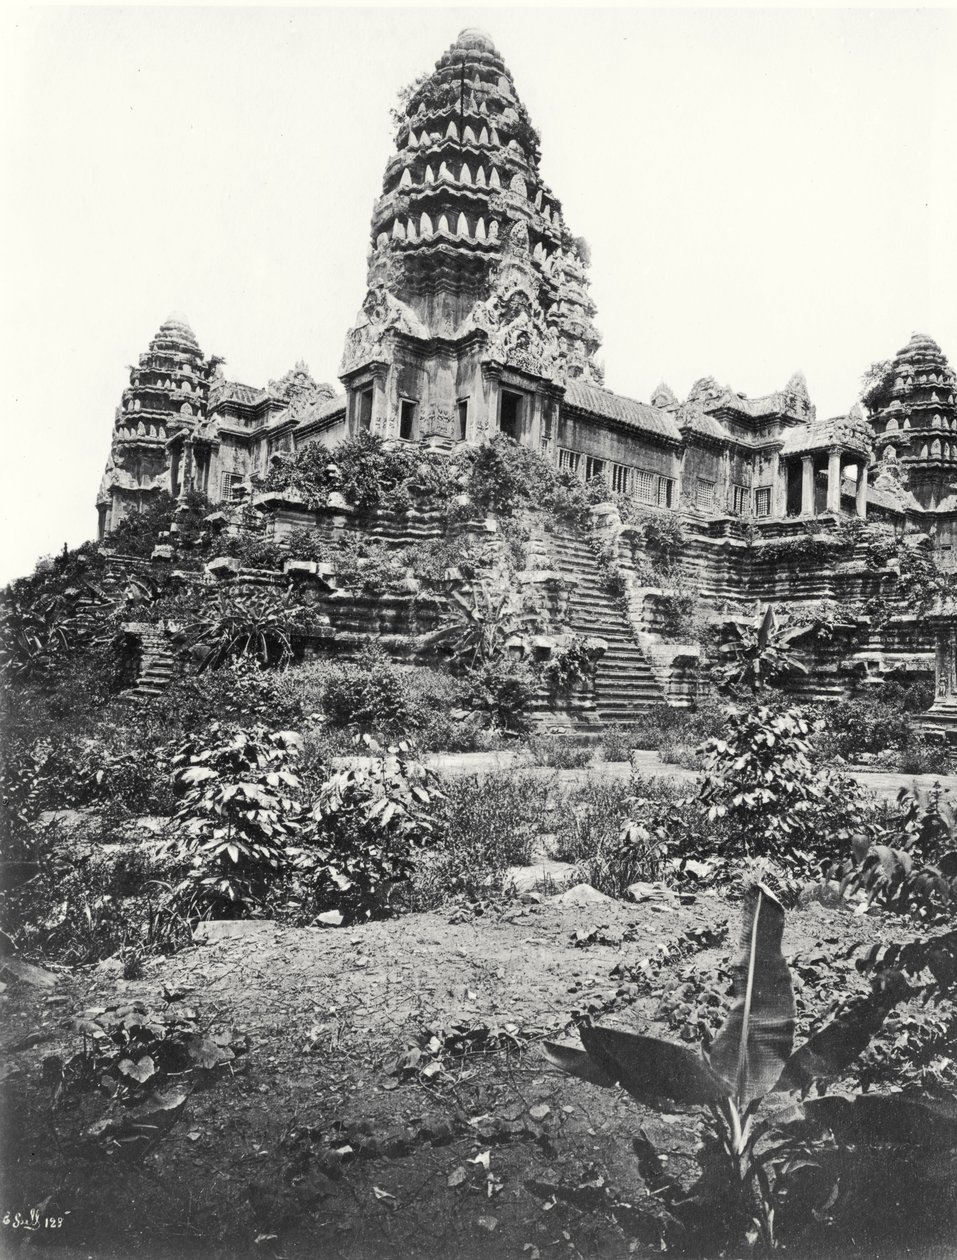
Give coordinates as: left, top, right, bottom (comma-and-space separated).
3, 1209, 67, 1230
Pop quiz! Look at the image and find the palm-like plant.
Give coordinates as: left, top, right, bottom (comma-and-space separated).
184, 588, 308, 671
544, 881, 944, 1252
713, 606, 808, 695
426, 583, 523, 670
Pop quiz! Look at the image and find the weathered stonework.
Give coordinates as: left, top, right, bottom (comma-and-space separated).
94, 28, 956, 723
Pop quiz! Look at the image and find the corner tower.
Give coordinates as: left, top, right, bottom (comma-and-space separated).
96, 315, 218, 537
864, 332, 957, 510
339, 28, 603, 451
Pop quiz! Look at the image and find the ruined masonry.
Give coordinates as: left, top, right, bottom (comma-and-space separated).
95, 29, 957, 732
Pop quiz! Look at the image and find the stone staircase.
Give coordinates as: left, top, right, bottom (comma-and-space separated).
123, 624, 182, 700
547, 524, 665, 722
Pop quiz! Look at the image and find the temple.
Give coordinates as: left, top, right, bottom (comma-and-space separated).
96, 30, 957, 553
94, 29, 957, 731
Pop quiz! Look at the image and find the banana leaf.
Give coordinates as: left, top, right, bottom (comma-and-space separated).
708, 882, 795, 1106
774, 970, 912, 1093
541, 1040, 618, 1088
544, 1027, 729, 1109
790, 1094, 957, 1151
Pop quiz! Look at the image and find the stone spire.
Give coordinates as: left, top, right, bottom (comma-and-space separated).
344, 28, 602, 385
96, 315, 216, 535
863, 332, 957, 510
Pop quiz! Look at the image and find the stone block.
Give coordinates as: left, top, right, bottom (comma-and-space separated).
206, 556, 241, 577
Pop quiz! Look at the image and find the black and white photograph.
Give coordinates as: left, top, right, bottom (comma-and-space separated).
2, 5, 957, 1258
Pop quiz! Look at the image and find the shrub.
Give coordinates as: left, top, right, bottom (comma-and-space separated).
214, 534, 288, 570
0, 814, 187, 963
629, 696, 726, 752
698, 704, 875, 866
168, 725, 304, 920
409, 771, 549, 908
282, 528, 329, 563
526, 734, 594, 769
300, 736, 439, 923
555, 775, 683, 896
463, 658, 538, 733
600, 723, 633, 762
319, 644, 414, 734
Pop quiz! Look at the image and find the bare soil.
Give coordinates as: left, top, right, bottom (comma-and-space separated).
2, 887, 949, 1260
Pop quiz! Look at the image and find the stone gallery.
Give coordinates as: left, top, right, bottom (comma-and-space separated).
94, 28, 957, 735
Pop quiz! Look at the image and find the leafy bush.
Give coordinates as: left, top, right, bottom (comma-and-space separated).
265, 431, 456, 516
526, 734, 594, 769
409, 771, 549, 908
540, 635, 593, 695
463, 658, 538, 733
600, 724, 633, 761
319, 643, 415, 734
551, 776, 662, 896
698, 706, 858, 862
300, 737, 439, 923
106, 490, 210, 558
213, 534, 288, 570
629, 697, 726, 752
169, 725, 304, 919
0, 814, 186, 963
812, 683, 938, 770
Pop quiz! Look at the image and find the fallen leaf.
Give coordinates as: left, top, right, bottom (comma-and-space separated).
529, 1104, 550, 1121
476, 1216, 498, 1232
469, 1150, 490, 1170
117, 1055, 157, 1083
447, 1165, 467, 1188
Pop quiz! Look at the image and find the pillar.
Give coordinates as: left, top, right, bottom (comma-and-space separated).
372, 368, 388, 436
855, 463, 868, 518
767, 450, 781, 518
180, 438, 194, 500
826, 449, 842, 514
801, 454, 815, 516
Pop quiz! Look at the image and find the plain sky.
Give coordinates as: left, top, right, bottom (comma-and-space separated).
2, 5, 956, 584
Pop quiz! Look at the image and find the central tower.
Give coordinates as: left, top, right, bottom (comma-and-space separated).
338, 27, 603, 451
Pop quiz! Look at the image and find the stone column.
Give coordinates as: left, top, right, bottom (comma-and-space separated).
767, 450, 780, 518
856, 463, 868, 518
372, 366, 388, 436
826, 449, 842, 514
801, 454, 815, 516
180, 438, 194, 500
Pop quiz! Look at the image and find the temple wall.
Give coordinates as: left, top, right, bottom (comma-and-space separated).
554, 412, 680, 480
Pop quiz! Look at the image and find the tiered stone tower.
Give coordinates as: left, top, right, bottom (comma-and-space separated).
96, 315, 218, 537
339, 27, 603, 449
865, 333, 957, 510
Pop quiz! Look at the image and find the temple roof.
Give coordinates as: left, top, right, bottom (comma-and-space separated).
780, 414, 872, 457
156, 313, 199, 350
210, 380, 265, 407
454, 28, 498, 53
564, 380, 681, 442
677, 403, 728, 441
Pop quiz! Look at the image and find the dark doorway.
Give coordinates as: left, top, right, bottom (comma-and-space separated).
358, 388, 374, 431
399, 399, 416, 440
786, 462, 802, 516
499, 390, 522, 441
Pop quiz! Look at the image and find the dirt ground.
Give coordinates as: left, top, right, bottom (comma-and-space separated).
2, 882, 949, 1260
426, 750, 957, 803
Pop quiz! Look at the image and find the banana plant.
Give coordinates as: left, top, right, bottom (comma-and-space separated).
543, 881, 927, 1252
